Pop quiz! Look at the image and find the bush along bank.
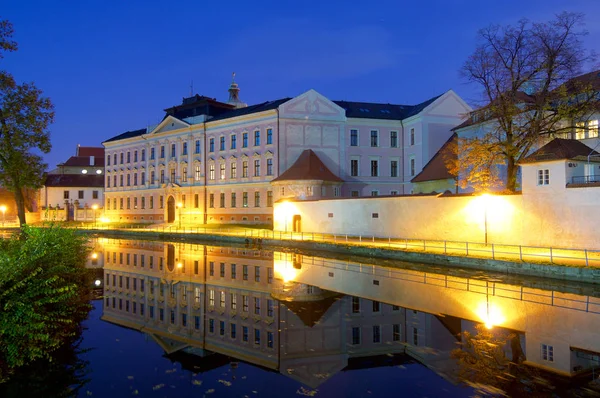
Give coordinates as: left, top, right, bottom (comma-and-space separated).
0, 225, 92, 383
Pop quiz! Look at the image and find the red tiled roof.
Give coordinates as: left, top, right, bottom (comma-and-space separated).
272, 149, 342, 183
61, 156, 105, 167
520, 138, 598, 164
411, 134, 457, 182
45, 174, 104, 188
77, 146, 104, 157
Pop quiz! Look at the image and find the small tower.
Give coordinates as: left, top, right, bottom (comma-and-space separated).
227, 72, 247, 109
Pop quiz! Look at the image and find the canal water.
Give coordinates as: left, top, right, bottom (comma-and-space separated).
7, 237, 600, 397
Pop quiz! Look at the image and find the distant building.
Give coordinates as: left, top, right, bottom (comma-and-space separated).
102, 76, 471, 225
411, 133, 458, 194
40, 145, 105, 221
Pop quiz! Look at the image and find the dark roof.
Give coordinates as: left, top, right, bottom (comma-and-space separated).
208, 98, 291, 122
272, 149, 343, 183
520, 138, 599, 164
103, 128, 146, 144
45, 174, 104, 188
333, 93, 443, 120
164, 94, 235, 120
282, 295, 341, 328
61, 156, 105, 167
556, 69, 600, 94
77, 146, 104, 157
411, 134, 457, 183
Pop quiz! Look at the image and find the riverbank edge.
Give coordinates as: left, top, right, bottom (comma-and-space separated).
82, 229, 600, 285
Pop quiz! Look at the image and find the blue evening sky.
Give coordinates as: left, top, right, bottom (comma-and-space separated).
3, 0, 600, 169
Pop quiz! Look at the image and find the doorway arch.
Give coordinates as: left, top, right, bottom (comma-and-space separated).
167, 196, 175, 223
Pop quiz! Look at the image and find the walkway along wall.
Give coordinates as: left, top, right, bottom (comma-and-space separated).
273, 186, 600, 251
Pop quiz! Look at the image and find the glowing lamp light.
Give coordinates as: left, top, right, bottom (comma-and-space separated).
274, 254, 299, 282
81, 169, 88, 174
177, 202, 183, 208
176, 262, 183, 269
96, 170, 102, 174
94, 279, 102, 287
91, 252, 98, 260
92, 204, 98, 210
475, 301, 505, 329
99, 217, 110, 223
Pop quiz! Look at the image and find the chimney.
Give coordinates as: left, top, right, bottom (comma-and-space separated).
90, 156, 95, 166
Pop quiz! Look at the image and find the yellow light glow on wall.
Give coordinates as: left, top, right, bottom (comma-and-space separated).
462, 194, 516, 234
91, 252, 98, 260
274, 252, 299, 282
475, 300, 505, 329
273, 201, 299, 231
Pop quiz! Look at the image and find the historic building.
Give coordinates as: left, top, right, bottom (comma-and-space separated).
40, 145, 105, 221
102, 77, 470, 224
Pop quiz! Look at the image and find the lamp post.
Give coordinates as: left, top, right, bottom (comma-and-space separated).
481, 194, 489, 245
0, 205, 5, 227
177, 202, 183, 229
92, 204, 98, 228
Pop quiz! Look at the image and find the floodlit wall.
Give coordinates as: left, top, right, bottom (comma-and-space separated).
274, 186, 600, 250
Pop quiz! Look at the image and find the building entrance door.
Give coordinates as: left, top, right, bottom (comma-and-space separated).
292, 214, 301, 232
167, 196, 175, 223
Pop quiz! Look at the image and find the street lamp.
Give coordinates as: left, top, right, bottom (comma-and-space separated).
481, 194, 490, 245
92, 204, 98, 228
0, 205, 5, 227
177, 202, 183, 229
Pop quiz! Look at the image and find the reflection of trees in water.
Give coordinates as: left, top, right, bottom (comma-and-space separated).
0, 333, 90, 398
451, 324, 598, 397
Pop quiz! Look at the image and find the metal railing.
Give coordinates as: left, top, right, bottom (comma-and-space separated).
302, 256, 600, 314
571, 175, 600, 184
61, 223, 600, 268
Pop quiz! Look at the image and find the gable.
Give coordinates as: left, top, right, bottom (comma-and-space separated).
279, 89, 346, 122
148, 115, 190, 135
421, 90, 472, 119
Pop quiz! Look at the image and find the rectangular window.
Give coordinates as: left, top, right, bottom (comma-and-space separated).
220, 136, 225, 151
182, 168, 187, 183
268, 268, 273, 284
372, 301, 381, 312
209, 164, 215, 180
231, 192, 237, 208
413, 327, 418, 345
133, 173, 138, 186
266, 191, 273, 207
267, 299, 274, 317
350, 129, 358, 146
231, 134, 237, 149
350, 159, 359, 177
209, 193, 214, 208
393, 324, 401, 341
220, 291, 225, 307
254, 297, 260, 315
160, 146, 165, 158
160, 170, 165, 183
150, 148, 155, 160
371, 160, 378, 177
194, 315, 200, 330
373, 325, 381, 343
195, 140, 201, 154
231, 263, 237, 279
209, 138, 214, 152
182, 142, 187, 156
150, 196, 154, 209
242, 132, 248, 148
267, 331, 274, 348
243, 265, 248, 280
107, 155, 110, 166
254, 191, 260, 207
195, 166, 201, 181
231, 162, 237, 178
209, 289, 215, 306
150, 171, 155, 184
219, 193, 225, 208
352, 327, 361, 345
391, 161, 398, 177
209, 319, 214, 333
267, 128, 273, 145
63, 190, 70, 199
78, 190, 84, 199
171, 144, 176, 158
243, 326, 249, 342
243, 192, 248, 207
230, 293, 237, 309
538, 169, 550, 185
243, 295, 249, 312
266, 158, 273, 176
231, 323, 237, 339
242, 161, 248, 178
220, 262, 225, 277
254, 266, 260, 282
209, 261, 214, 276
120, 153, 124, 164
141, 149, 145, 161
141, 172, 145, 185
352, 297, 360, 313
410, 128, 415, 146
220, 163, 225, 180
254, 130, 260, 146
410, 158, 415, 177
170, 169, 175, 183
370, 130, 378, 147
254, 159, 260, 176
254, 328, 260, 345
194, 194, 199, 208
390, 131, 398, 147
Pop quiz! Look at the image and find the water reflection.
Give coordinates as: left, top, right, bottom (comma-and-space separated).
96, 237, 600, 395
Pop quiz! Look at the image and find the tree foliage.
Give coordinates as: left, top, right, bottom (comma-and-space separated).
456, 12, 598, 192
0, 225, 92, 383
0, 19, 54, 225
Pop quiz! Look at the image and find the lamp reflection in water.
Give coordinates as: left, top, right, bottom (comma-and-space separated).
476, 281, 505, 329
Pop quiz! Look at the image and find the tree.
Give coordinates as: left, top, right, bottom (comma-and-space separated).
0, 19, 54, 226
455, 12, 597, 192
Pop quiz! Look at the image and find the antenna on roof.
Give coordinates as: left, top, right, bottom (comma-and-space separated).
190, 80, 194, 97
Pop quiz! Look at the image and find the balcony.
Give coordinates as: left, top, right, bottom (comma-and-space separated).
568, 175, 600, 188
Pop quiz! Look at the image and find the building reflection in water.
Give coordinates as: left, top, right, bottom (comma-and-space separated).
98, 238, 600, 390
